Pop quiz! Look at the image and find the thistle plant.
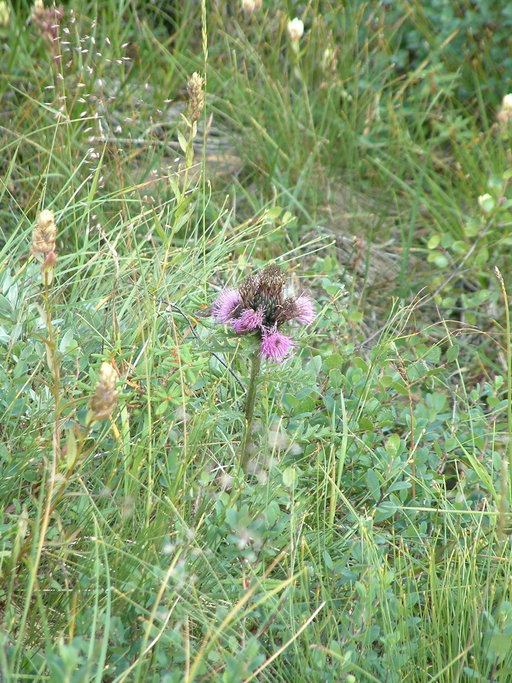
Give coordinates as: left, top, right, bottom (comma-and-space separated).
212, 264, 315, 470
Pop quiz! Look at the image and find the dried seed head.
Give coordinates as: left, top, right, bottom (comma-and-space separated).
255, 264, 286, 315
88, 362, 118, 422
239, 274, 260, 308
275, 297, 299, 325
186, 72, 205, 122
32, 209, 57, 258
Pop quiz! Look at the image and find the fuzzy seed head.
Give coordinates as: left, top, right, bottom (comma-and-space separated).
32, 209, 57, 258
186, 72, 205, 122
89, 362, 118, 421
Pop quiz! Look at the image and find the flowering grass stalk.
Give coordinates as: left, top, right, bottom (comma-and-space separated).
212, 264, 315, 471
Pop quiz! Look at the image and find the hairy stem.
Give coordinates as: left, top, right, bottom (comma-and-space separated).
240, 350, 261, 472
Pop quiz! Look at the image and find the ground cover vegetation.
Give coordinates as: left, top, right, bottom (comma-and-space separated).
1, 0, 512, 680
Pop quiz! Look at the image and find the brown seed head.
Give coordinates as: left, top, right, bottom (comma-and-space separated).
186, 72, 205, 122
32, 209, 57, 258
275, 297, 299, 325
239, 274, 260, 308
258, 264, 285, 299
89, 362, 119, 421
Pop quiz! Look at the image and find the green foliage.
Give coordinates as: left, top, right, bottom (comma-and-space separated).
382, 0, 512, 103
1, 0, 512, 680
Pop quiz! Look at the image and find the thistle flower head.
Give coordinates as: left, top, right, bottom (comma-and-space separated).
32, 209, 57, 258
260, 328, 295, 362
293, 294, 316, 324
232, 307, 264, 333
186, 72, 205, 122
211, 264, 315, 362
212, 288, 242, 323
88, 362, 119, 422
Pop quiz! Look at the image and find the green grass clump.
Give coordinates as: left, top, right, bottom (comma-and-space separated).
1, 1, 512, 681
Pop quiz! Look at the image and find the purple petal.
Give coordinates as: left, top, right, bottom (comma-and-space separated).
212, 289, 242, 323
293, 295, 315, 325
260, 328, 295, 362
232, 308, 264, 334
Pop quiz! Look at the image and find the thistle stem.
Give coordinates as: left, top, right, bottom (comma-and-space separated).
240, 350, 261, 472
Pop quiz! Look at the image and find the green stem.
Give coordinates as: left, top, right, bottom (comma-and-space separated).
240, 350, 261, 472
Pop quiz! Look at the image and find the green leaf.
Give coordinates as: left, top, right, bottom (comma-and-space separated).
365, 469, 381, 501
385, 434, 401, 458
324, 353, 344, 369
282, 467, 298, 488
266, 206, 282, 220
446, 345, 459, 362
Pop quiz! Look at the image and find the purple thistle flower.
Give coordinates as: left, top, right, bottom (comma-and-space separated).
232, 308, 264, 334
293, 295, 315, 325
212, 289, 241, 323
260, 328, 295, 362
212, 265, 316, 362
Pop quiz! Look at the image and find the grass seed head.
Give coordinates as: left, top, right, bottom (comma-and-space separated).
186, 72, 205, 122
31, 0, 64, 43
